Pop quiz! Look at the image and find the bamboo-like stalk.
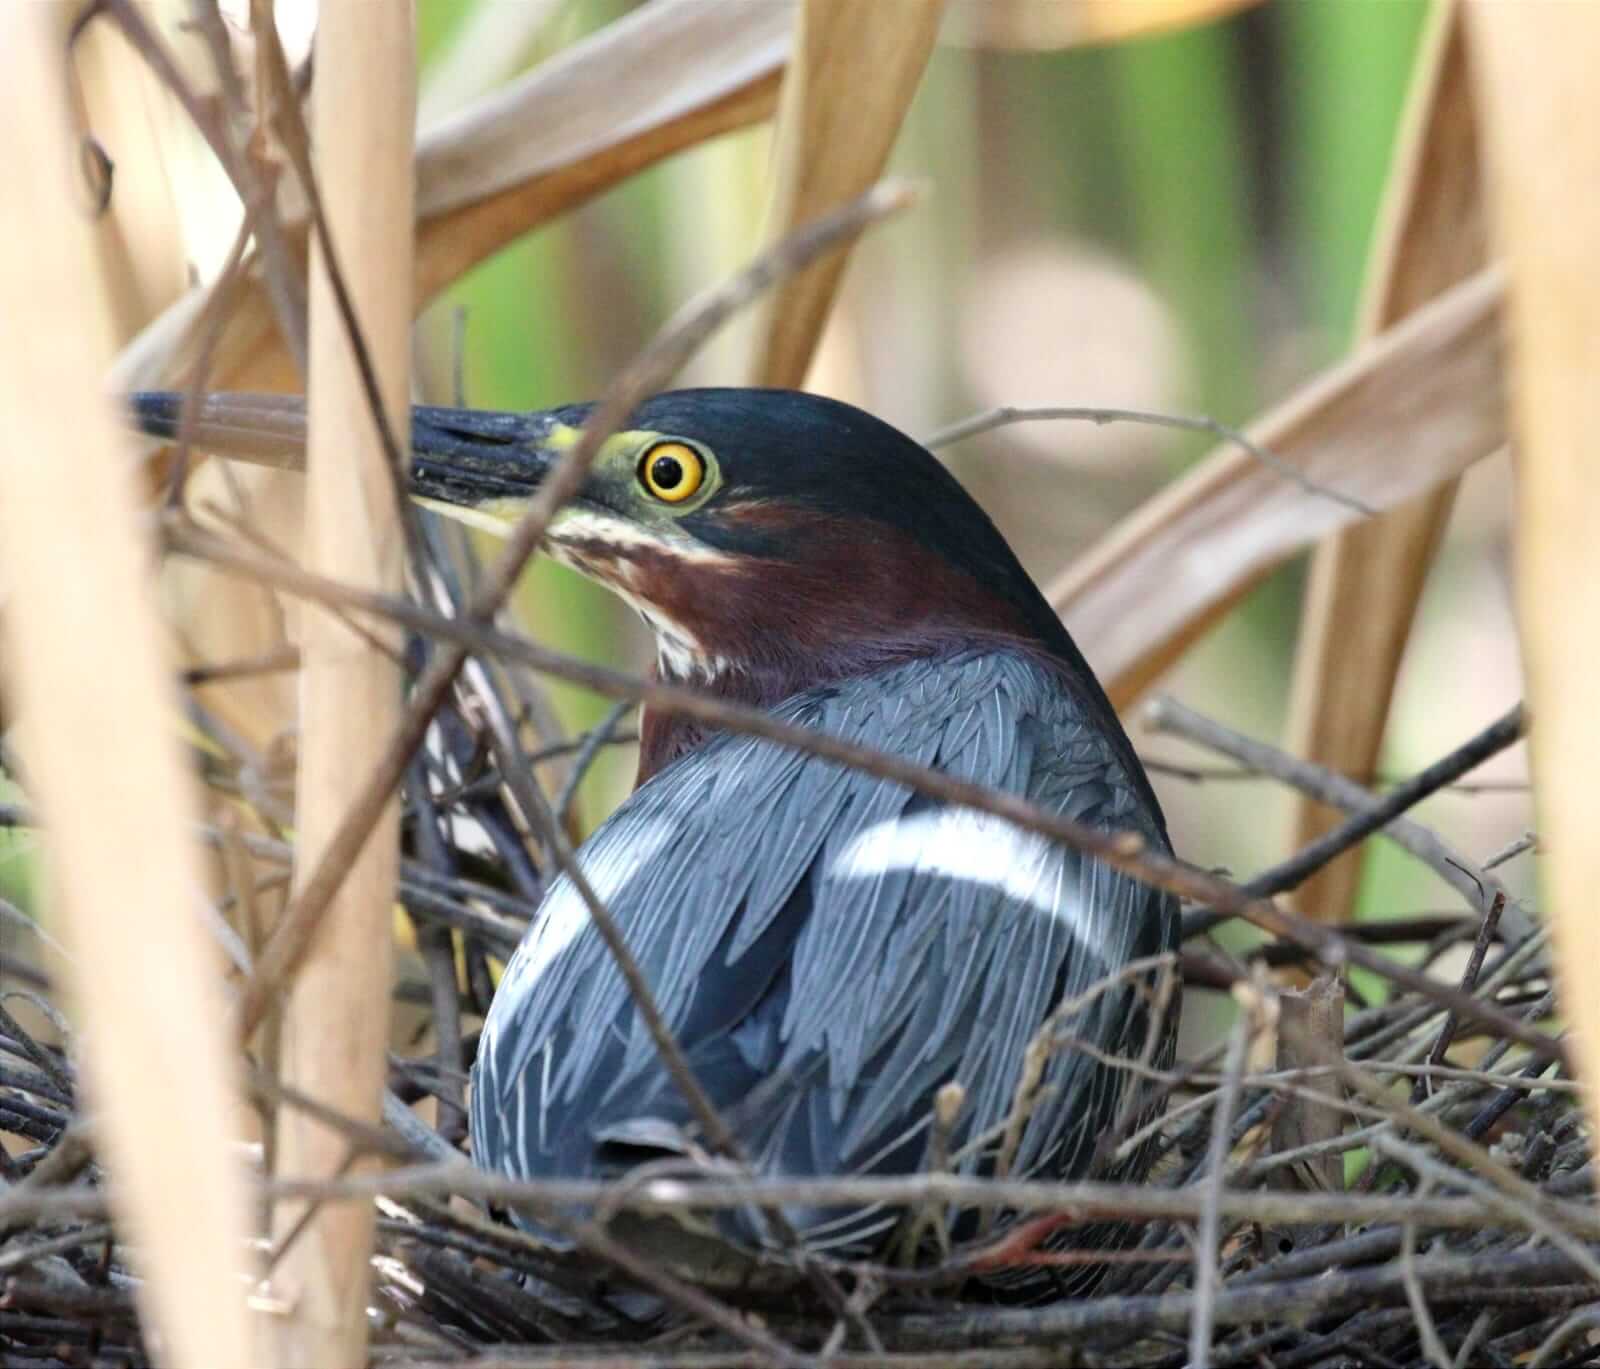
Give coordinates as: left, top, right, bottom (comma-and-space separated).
0, 7, 255, 1368
1282, 4, 1486, 924
269, 3, 413, 1364
1467, 0, 1600, 1145
749, 0, 944, 388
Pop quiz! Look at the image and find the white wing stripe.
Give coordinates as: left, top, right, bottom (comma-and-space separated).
829, 808, 1088, 937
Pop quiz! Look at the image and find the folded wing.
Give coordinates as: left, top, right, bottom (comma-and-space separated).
471, 651, 1176, 1256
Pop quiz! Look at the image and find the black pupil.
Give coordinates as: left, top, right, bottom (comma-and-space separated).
651, 453, 685, 491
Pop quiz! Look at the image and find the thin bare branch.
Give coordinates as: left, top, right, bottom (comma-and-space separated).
926, 404, 1374, 516
1150, 695, 1526, 938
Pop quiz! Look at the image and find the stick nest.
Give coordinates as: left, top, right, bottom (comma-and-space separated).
0, 702, 1589, 1369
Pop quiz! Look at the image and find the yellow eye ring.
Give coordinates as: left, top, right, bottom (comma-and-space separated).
638, 441, 705, 503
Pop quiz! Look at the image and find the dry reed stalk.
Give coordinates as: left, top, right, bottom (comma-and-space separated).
1048, 267, 1506, 705
1468, 0, 1600, 1146
269, 2, 412, 1363
749, 0, 944, 388
0, 7, 255, 1367
1283, 4, 1488, 924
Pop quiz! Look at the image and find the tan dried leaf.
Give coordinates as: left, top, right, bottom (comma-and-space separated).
1048, 268, 1506, 707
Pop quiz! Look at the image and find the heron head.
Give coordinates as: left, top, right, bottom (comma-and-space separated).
413, 388, 1078, 696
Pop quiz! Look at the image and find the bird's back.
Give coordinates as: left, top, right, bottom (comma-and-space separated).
471, 649, 1177, 1280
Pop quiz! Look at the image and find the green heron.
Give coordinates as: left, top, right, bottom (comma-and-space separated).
133, 387, 1179, 1293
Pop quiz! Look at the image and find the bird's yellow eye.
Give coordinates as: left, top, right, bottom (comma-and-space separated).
638, 441, 705, 503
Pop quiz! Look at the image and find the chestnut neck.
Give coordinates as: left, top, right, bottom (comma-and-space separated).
618, 508, 1158, 833
625, 513, 1062, 785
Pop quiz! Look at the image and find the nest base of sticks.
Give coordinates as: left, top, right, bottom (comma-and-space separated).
0, 695, 1589, 1368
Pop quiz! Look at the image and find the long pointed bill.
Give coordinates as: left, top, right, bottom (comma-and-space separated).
130, 390, 572, 513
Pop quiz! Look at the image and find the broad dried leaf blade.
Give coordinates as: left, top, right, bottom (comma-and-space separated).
1048, 268, 1505, 707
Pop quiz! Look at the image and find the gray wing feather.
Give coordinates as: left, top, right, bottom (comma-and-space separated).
472, 651, 1176, 1237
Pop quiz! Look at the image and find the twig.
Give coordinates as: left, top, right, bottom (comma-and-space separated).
1240, 705, 1525, 901
1190, 1001, 1255, 1368
1400, 1178, 1454, 1369
554, 699, 633, 825
1465, 1045, 1560, 1142
0, 1123, 93, 1241
0, 1001, 72, 1101
405, 755, 467, 1143
1416, 892, 1506, 1102
923, 405, 1375, 516
993, 1043, 1051, 1190
1151, 696, 1526, 938
1092, 955, 1183, 1173
179, 643, 301, 687
246, 1056, 442, 1168
1452, 1309, 1496, 1369
1237, 1046, 1554, 1188
1144, 758, 1531, 794
516, 1209, 816, 1369
1347, 930, 1547, 1066
1328, 1056, 1600, 1285
406, 1352, 1096, 1369
17, 1167, 1594, 1236
266, 1142, 362, 1273
900, 1082, 965, 1262
433, 729, 641, 809
1484, 830, 1538, 870
874, 1247, 1595, 1350
169, 216, 254, 511
1526, 1306, 1600, 1369
1374, 1132, 1600, 1288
